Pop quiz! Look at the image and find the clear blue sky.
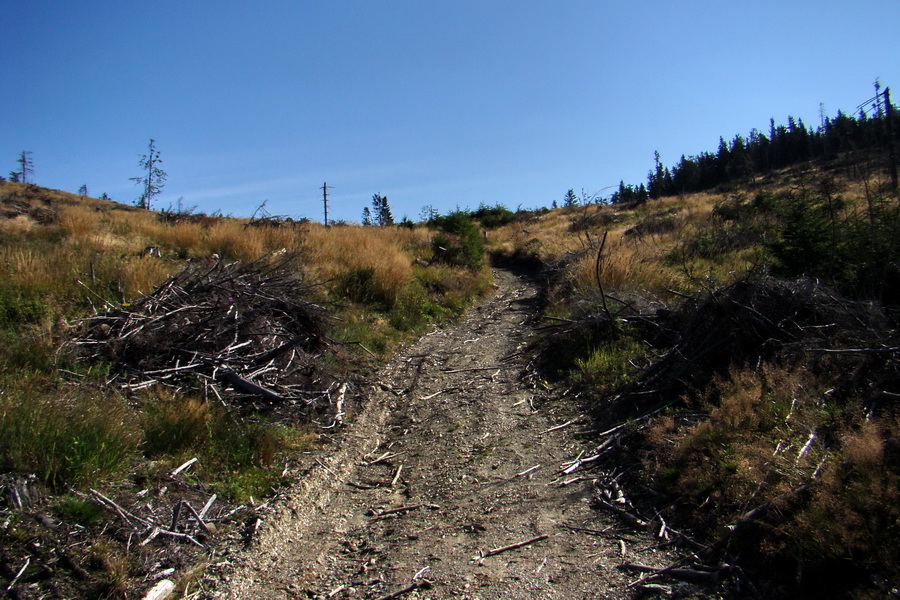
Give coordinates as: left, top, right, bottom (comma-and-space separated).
3, 1, 899, 222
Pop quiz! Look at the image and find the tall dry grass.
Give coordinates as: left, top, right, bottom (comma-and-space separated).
301, 225, 431, 306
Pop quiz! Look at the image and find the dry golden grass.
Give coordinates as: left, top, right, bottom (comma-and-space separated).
488, 192, 731, 299
0, 215, 37, 235
58, 204, 100, 238
0, 245, 81, 295
301, 225, 432, 305
204, 220, 268, 260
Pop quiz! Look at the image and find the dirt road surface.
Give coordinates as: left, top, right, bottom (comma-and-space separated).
209, 269, 685, 599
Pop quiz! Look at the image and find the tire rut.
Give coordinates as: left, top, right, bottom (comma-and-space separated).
211, 269, 682, 599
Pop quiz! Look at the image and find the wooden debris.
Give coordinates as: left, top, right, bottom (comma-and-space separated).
69, 257, 338, 415
346, 480, 378, 490
199, 494, 217, 519
170, 457, 198, 478
418, 387, 458, 400
374, 580, 432, 600
5, 556, 29, 595
364, 451, 404, 466
144, 526, 204, 548
371, 504, 439, 521
541, 414, 585, 435
515, 464, 541, 477
391, 465, 404, 487
620, 562, 722, 584
597, 499, 650, 530
441, 366, 504, 373
216, 369, 286, 402
141, 578, 176, 600
90, 488, 152, 528
480, 534, 549, 559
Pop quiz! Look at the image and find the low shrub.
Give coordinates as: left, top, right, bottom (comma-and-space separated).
430, 211, 485, 270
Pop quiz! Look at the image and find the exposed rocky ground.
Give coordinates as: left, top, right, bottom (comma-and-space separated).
206, 269, 705, 600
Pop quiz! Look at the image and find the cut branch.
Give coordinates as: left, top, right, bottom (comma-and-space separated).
481, 534, 549, 559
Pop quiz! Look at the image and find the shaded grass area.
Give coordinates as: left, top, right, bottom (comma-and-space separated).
536, 273, 899, 597
526, 163, 900, 597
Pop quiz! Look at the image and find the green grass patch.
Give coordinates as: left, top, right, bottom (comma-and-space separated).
139, 389, 315, 502
55, 494, 106, 526
0, 376, 140, 488
573, 336, 647, 390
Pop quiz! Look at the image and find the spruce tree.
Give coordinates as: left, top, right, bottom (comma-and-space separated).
372, 193, 394, 226
15, 151, 34, 184
130, 139, 167, 210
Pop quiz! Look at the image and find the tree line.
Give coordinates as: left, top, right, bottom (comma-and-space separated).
611, 87, 898, 204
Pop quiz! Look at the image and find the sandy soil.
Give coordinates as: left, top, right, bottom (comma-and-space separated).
207, 269, 687, 600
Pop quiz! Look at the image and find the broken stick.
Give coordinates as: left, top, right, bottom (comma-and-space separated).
374, 580, 432, 600
391, 465, 404, 487
481, 534, 549, 559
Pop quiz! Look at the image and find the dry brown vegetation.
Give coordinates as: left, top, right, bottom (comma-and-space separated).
487, 162, 899, 598
0, 181, 492, 598
1, 153, 897, 597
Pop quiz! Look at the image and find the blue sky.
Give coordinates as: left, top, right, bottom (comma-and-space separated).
3, 1, 899, 222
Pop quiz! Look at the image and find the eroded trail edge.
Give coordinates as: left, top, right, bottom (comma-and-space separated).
213, 269, 678, 599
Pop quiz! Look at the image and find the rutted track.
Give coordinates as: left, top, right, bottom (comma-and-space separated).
211, 269, 682, 599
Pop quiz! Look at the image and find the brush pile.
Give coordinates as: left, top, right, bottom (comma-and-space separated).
632, 276, 893, 403
72, 256, 346, 419
543, 275, 895, 418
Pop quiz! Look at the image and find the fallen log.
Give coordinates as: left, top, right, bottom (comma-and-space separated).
620, 562, 722, 584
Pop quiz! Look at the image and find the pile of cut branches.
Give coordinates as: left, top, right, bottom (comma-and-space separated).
71, 256, 346, 419
543, 274, 899, 597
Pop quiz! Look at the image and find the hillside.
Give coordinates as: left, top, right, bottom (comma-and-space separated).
0, 147, 898, 599
485, 157, 900, 598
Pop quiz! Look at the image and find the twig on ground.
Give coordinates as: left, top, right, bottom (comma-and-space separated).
541, 414, 585, 434
5, 557, 30, 595
391, 465, 404, 487
479, 534, 549, 559
621, 563, 723, 585
170, 457, 198, 478
374, 580, 432, 600
418, 388, 458, 400
515, 464, 541, 478
371, 504, 440, 521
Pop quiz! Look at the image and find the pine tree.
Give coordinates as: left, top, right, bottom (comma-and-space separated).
649, 150, 665, 198
563, 189, 578, 207
372, 194, 394, 226
130, 139, 167, 210
15, 151, 34, 184
361, 206, 372, 226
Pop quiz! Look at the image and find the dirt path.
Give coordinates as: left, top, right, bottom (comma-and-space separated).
211, 269, 681, 599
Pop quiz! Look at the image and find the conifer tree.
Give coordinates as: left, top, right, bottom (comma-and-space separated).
15, 151, 34, 184
372, 193, 393, 226
130, 139, 167, 210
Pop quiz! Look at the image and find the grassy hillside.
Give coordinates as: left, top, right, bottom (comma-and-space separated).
1, 146, 897, 597
0, 181, 491, 598
487, 158, 899, 598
